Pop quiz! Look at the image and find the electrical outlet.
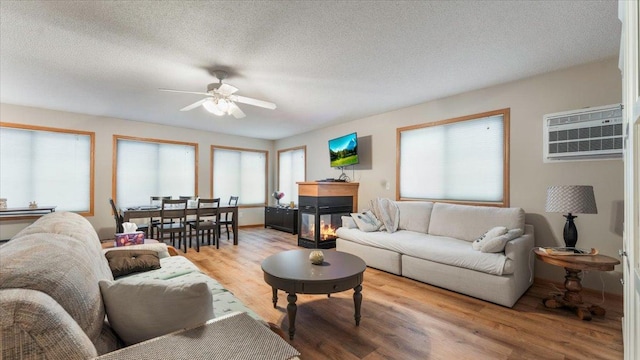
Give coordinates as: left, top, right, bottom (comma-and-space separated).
239, 212, 244, 218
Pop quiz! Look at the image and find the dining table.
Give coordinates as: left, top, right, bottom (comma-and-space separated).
121, 205, 239, 245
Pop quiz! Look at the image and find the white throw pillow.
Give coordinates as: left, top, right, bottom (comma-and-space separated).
472, 226, 508, 251
99, 279, 214, 345
341, 215, 357, 229
481, 228, 525, 253
351, 211, 382, 232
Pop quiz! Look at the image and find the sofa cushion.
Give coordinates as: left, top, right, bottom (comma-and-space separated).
395, 201, 434, 233
336, 228, 513, 275
99, 279, 214, 345
105, 249, 161, 278
115, 255, 201, 281
428, 203, 525, 242
103, 242, 171, 259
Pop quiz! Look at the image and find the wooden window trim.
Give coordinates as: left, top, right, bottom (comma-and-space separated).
112, 135, 199, 205
0, 122, 96, 216
210, 145, 269, 207
276, 145, 307, 192
395, 108, 510, 207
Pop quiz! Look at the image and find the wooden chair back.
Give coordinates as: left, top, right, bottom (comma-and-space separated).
196, 198, 220, 223
160, 199, 187, 226
109, 198, 124, 233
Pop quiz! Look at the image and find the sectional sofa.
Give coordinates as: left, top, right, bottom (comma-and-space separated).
336, 201, 535, 307
0, 211, 293, 359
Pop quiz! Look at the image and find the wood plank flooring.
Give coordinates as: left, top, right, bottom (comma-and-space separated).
182, 227, 623, 360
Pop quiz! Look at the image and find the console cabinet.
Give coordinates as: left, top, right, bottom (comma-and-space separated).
264, 206, 298, 234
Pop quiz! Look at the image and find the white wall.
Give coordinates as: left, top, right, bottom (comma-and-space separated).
275, 58, 624, 294
0, 104, 274, 240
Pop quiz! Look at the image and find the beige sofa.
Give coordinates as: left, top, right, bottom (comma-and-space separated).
336, 202, 535, 307
0, 211, 271, 359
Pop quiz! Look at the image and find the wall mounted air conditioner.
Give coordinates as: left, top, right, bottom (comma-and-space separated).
543, 104, 623, 162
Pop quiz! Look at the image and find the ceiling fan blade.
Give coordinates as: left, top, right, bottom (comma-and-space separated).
228, 102, 246, 119
217, 83, 239, 96
231, 95, 277, 110
179, 98, 209, 111
159, 88, 212, 96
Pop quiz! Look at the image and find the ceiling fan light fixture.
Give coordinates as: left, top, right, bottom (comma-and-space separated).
203, 99, 225, 116
216, 98, 230, 113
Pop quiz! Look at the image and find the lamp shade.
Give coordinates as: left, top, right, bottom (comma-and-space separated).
202, 99, 225, 116
545, 185, 597, 214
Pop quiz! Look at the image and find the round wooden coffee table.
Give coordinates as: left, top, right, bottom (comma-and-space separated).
261, 249, 366, 340
534, 248, 620, 320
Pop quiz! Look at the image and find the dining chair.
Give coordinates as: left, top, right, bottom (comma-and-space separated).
156, 199, 188, 252
109, 198, 149, 236
149, 195, 171, 238
179, 195, 198, 222
219, 196, 238, 241
187, 198, 220, 251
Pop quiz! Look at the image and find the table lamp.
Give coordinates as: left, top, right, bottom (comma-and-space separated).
545, 185, 597, 248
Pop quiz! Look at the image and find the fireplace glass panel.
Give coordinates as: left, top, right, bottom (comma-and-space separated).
319, 213, 346, 242
300, 213, 315, 242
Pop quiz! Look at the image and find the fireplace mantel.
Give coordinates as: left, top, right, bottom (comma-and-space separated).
297, 182, 359, 212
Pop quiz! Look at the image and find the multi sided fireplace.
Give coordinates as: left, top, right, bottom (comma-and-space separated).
296, 181, 360, 249
298, 196, 352, 248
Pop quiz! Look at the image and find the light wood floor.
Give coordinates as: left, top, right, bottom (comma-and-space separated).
181, 227, 623, 360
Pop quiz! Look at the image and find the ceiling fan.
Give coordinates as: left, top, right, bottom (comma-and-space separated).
159, 70, 276, 119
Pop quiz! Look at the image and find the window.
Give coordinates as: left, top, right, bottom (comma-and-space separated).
277, 146, 306, 204
211, 146, 267, 206
397, 108, 510, 206
114, 136, 197, 208
0, 123, 94, 214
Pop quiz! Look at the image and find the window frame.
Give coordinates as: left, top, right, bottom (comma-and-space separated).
277, 146, 307, 204
396, 108, 510, 207
210, 145, 268, 208
0, 122, 95, 216
112, 135, 199, 205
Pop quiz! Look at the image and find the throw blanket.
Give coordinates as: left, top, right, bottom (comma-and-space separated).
369, 198, 400, 233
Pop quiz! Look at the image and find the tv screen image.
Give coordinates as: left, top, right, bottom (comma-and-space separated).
329, 132, 359, 167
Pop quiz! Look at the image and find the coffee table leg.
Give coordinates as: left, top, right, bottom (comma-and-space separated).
287, 293, 297, 340
272, 287, 278, 308
353, 284, 362, 326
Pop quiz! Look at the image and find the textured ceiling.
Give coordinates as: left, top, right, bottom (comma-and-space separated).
0, 1, 620, 140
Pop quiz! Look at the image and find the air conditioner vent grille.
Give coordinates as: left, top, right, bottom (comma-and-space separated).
543, 104, 623, 161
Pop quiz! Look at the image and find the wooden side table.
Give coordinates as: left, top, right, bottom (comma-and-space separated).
533, 248, 620, 320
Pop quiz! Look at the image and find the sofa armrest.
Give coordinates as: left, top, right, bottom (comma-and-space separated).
504, 224, 535, 261
504, 224, 536, 296
103, 243, 171, 259
0, 288, 98, 360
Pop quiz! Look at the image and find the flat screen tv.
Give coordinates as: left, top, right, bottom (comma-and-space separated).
329, 132, 359, 167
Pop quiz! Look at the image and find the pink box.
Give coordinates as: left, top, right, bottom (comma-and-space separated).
114, 231, 145, 247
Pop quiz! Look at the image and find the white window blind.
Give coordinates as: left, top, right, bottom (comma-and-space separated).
0, 126, 92, 212
278, 147, 306, 204
212, 147, 266, 206
116, 139, 196, 208
399, 112, 507, 204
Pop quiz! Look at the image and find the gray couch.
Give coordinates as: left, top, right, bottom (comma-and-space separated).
336, 201, 535, 307
0, 211, 264, 359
